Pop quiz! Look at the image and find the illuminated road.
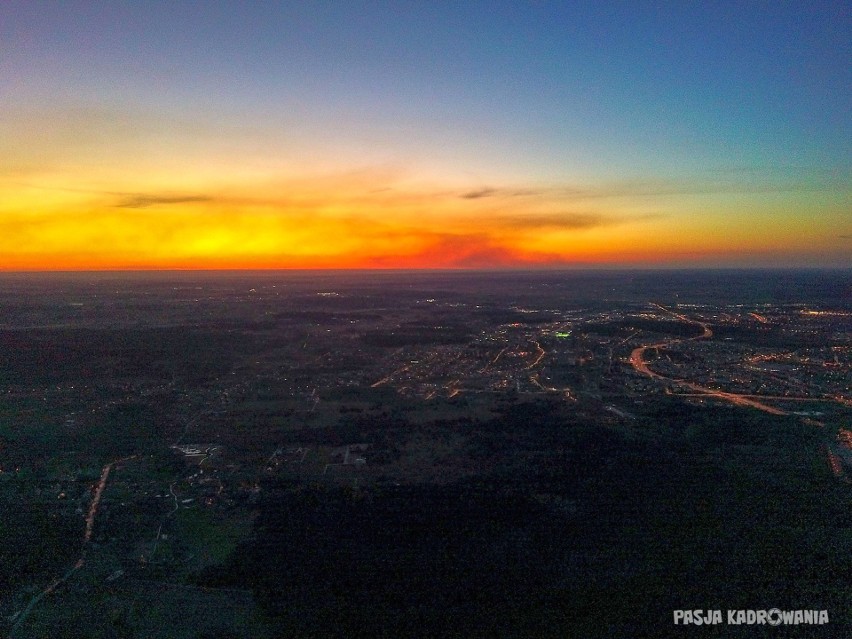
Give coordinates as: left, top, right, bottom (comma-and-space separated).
629, 303, 712, 378
630, 303, 788, 416
629, 304, 851, 480
480, 346, 508, 373
371, 364, 410, 388
679, 382, 788, 415
9, 455, 135, 638
629, 340, 670, 379
524, 340, 546, 370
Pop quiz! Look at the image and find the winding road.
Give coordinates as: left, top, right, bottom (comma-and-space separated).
628, 304, 848, 482
629, 303, 787, 415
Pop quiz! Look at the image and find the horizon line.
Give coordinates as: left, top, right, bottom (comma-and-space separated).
1, 265, 849, 276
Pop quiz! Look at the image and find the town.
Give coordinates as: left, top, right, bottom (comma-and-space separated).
1, 269, 850, 637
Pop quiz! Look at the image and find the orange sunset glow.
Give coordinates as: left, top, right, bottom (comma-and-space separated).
3, 165, 848, 270
1, 3, 849, 270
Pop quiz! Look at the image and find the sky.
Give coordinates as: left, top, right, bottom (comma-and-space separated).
1, 1, 850, 270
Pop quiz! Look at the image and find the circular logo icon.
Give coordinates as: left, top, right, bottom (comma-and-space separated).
767, 608, 782, 626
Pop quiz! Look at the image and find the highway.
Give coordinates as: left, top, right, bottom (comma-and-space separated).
628, 304, 850, 482
629, 303, 788, 416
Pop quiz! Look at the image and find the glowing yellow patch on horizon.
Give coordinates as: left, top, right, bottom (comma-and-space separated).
0, 163, 848, 270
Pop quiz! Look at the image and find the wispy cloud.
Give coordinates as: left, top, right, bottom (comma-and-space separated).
455, 172, 848, 203
115, 194, 212, 208
491, 212, 664, 231
459, 187, 541, 199
460, 187, 499, 199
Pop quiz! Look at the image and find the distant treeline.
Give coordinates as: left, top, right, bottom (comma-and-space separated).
474, 308, 558, 325
711, 323, 828, 347
0, 326, 253, 385
361, 324, 470, 347
583, 318, 704, 338
274, 310, 384, 324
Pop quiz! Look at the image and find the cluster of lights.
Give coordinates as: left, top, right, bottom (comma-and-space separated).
801, 310, 852, 317
826, 449, 843, 478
